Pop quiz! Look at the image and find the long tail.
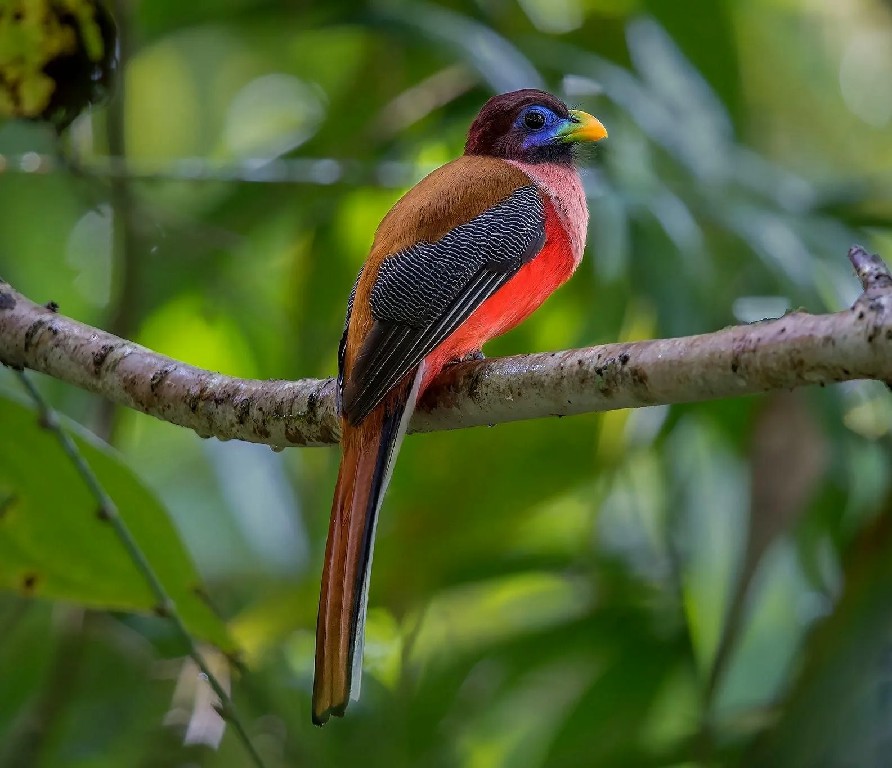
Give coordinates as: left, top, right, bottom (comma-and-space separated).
312, 365, 423, 725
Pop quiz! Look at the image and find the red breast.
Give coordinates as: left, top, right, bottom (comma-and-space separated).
420, 161, 587, 392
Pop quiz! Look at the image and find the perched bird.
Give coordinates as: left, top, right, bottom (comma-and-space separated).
313, 89, 607, 725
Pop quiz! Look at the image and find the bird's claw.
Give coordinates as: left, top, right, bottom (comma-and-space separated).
449, 350, 485, 366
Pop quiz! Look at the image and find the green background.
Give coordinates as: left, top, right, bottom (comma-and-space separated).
1, 0, 892, 765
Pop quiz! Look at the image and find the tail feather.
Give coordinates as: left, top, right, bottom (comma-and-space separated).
312, 365, 423, 725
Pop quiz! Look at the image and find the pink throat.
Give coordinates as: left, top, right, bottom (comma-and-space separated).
507, 161, 588, 265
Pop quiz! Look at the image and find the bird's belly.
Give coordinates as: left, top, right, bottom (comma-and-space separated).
420, 202, 579, 391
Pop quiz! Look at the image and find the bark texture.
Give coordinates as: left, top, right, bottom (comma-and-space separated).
1, 246, 890, 448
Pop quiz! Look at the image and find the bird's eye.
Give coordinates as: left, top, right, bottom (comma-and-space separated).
523, 109, 547, 130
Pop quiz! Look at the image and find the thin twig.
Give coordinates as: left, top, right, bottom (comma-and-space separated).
0, 151, 429, 188
96, 0, 139, 442
849, 244, 892, 292
13, 370, 267, 768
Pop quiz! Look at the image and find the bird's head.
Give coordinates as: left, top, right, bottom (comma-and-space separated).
464, 88, 607, 165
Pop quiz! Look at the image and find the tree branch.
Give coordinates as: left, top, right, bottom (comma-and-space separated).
1, 246, 891, 448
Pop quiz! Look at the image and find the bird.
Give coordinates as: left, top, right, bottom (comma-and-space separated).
312, 88, 607, 725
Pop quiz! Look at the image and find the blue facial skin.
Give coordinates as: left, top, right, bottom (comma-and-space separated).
515, 105, 568, 149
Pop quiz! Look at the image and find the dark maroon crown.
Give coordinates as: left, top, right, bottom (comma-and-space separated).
464, 89, 571, 162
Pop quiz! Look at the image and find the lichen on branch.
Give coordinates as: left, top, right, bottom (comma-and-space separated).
1, 246, 891, 448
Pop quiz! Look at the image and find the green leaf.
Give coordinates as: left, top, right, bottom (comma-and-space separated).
0, 390, 233, 652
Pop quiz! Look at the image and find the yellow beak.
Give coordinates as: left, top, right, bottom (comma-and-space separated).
557, 110, 608, 143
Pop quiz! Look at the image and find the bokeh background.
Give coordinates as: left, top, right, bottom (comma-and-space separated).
2, 0, 892, 765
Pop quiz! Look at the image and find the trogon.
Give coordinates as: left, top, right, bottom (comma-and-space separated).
313, 89, 607, 724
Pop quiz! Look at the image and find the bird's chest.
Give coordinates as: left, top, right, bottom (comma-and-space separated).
508, 161, 588, 266
415, 162, 589, 392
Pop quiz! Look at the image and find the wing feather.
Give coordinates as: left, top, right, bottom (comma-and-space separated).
342, 184, 545, 424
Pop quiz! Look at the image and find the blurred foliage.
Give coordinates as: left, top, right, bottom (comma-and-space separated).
0, 0, 117, 129
1, 0, 892, 766
0, 391, 232, 650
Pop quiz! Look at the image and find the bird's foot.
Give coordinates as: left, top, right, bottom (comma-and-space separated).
448, 350, 485, 366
